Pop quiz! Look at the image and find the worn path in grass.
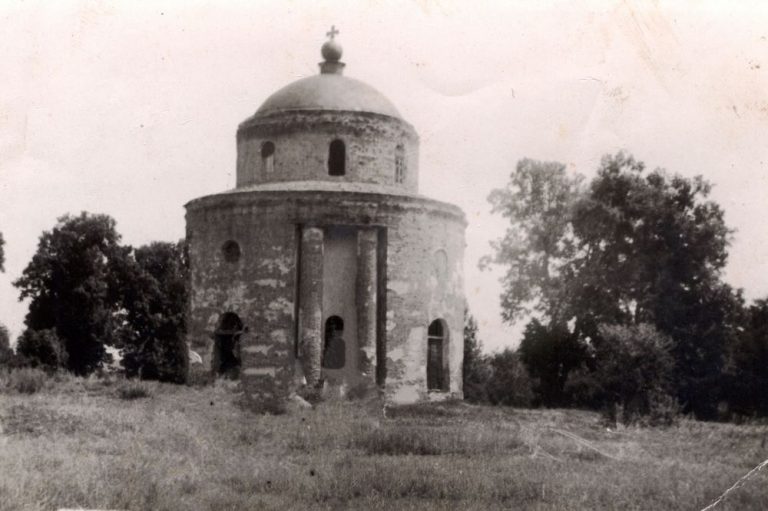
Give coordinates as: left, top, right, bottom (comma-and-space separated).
0, 376, 766, 510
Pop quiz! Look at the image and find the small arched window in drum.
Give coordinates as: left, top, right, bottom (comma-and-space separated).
328, 139, 346, 176
261, 141, 275, 174
395, 144, 406, 184
221, 240, 241, 263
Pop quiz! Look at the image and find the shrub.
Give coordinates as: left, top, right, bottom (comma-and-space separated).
646, 389, 682, 427
592, 323, 679, 426
518, 320, 585, 407
0, 323, 14, 367
486, 349, 535, 407
16, 329, 67, 370
117, 241, 189, 384
463, 312, 492, 403
117, 380, 153, 400
563, 364, 601, 409
4, 367, 49, 394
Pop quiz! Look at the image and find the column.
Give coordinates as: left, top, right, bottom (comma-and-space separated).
356, 228, 378, 383
299, 226, 324, 387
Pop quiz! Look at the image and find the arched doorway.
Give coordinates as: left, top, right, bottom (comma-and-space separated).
427, 319, 447, 391
214, 312, 244, 379
323, 315, 346, 370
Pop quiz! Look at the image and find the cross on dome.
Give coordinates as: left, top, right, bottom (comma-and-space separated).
320, 26, 343, 72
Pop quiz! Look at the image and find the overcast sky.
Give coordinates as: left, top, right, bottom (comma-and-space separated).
1, 0, 767, 352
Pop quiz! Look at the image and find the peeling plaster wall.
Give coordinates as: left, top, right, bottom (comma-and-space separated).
186, 203, 297, 412
384, 208, 466, 404
236, 111, 419, 191
186, 189, 465, 409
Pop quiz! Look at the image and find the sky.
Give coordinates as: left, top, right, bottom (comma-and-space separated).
1, 0, 767, 352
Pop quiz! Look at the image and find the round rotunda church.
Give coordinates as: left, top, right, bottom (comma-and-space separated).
185, 32, 466, 411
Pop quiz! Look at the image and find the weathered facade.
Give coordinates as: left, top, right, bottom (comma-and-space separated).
185, 34, 466, 411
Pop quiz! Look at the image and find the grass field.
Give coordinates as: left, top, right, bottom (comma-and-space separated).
0, 373, 766, 511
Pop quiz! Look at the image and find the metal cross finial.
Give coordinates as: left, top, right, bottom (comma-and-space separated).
326, 25, 339, 40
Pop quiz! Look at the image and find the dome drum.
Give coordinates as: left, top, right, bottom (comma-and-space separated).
236, 110, 419, 191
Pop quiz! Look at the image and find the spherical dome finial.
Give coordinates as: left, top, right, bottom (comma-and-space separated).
322, 39, 343, 62
322, 25, 342, 62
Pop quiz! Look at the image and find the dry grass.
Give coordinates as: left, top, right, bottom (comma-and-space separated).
0, 374, 766, 510
117, 380, 155, 400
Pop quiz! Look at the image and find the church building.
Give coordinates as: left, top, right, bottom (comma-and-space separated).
185, 30, 466, 411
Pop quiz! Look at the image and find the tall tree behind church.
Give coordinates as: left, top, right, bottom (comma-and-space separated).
486, 153, 738, 418
14, 213, 127, 375
115, 241, 189, 383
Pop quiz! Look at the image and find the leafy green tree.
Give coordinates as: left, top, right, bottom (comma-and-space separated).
518, 319, 584, 406
486, 153, 736, 417
486, 349, 534, 407
589, 323, 678, 425
0, 323, 14, 367
724, 298, 768, 416
14, 213, 127, 375
16, 328, 68, 370
116, 241, 189, 383
481, 159, 586, 406
570, 154, 734, 417
570, 153, 731, 325
463, 311, 491, 403
481, 158, 584, 324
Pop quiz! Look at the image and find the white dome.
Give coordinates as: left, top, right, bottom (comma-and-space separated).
254, 73, 401, 119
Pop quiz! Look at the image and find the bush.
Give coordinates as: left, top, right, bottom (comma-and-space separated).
121, 334, 189, 384
0, 323, 14, 367
518, 320, 585, 407
723, 298, 768, 417
563, 364, 601, 409
3, 367, 49, 394
16, 329, 67, 370
486, 349, 535, 407
591, 323, 679, 426
463, 312, 492, 403
117, 241, 189, 384
117, 380, 154, 400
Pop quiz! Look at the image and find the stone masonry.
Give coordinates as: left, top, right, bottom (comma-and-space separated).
185, 33, 466, 411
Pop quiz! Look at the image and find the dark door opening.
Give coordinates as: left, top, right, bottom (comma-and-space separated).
427, 319, 446, 390
214, 312, 244, 379
323, 315, 346, 369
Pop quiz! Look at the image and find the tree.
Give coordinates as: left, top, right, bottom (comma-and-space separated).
0, 323, 14, 367
116, 241, 189, 383
481, 158, 584, 324
723, 298, 768, 417
588, 323, 678, 425
570, 153, 731, 324
570, 154, 734, 417
14, 213, 127, 375
463, 311, 491, 403
486, 153, 736, 417
16, 328, 68, 370
486, 349, 534, 407
518, 319, 584, 406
